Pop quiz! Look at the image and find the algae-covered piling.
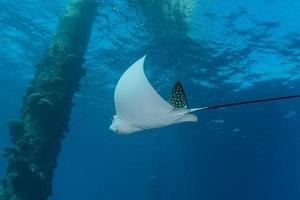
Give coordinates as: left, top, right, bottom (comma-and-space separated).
0, 0, 97, 199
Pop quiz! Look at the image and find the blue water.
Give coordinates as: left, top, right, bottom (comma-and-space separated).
1, 0, 300, 199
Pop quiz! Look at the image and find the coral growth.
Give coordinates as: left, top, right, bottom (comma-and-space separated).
0, 1, 96, 200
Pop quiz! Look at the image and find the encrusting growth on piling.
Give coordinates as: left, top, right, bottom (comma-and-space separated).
0, 0, 97, 199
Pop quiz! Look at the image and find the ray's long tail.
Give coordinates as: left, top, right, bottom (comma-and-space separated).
190, 94, 300, 112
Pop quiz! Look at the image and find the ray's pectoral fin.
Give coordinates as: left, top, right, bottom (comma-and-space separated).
169, 81, 188, 109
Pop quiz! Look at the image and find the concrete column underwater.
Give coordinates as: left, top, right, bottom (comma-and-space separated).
0, 0, 97, 199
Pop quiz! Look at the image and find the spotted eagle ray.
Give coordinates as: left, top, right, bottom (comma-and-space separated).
109, 55, 300, 134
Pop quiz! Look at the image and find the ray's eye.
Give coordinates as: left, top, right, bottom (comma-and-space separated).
115, 129, 119, 133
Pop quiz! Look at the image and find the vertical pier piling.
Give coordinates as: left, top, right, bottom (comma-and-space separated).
0, 0, 97, 199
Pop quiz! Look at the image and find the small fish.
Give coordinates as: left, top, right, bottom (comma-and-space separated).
284, 110, 296, 118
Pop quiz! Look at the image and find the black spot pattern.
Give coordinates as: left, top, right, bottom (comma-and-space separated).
169, 81, 188, 108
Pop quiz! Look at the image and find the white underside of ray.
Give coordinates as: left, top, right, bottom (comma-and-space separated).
114, 55, 174, 128
111, 55, 200, 134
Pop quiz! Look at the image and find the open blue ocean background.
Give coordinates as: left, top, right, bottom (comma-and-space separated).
0, 0, 300, 199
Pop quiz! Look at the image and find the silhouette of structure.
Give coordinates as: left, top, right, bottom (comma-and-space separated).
0, 0, 97, 199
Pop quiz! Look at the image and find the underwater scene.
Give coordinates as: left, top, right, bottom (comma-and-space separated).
0, 0, 300, 199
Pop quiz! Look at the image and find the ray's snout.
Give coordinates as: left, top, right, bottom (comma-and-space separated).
109, 121, 120, 134
109, 124, 114, 132
109, 115, 141, 134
